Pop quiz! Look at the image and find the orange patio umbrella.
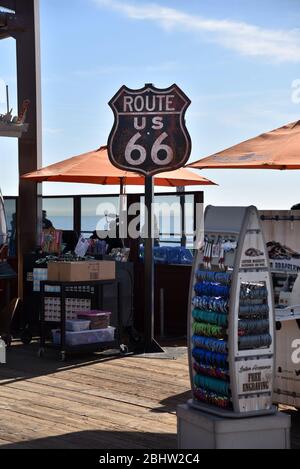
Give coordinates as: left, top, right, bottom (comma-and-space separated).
189, 120, 300, 170
22, 146, 216, 187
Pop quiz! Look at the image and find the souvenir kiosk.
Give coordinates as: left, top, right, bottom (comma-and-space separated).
260, 210, 300, 409
177, 206, 290, 449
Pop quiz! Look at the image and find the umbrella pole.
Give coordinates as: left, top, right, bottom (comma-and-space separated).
177, 186, 187, 247
120, 178, 125, 196
144, 175, 164, 353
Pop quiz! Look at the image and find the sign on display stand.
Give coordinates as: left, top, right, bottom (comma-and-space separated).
188, 206, 276, 416
108, 84, 191, 352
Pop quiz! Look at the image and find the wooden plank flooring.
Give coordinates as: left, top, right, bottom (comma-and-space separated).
0, 342, 298, 449
0, 342, 190, 449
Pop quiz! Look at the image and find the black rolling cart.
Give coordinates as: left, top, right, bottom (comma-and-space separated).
39, 279, 128, 361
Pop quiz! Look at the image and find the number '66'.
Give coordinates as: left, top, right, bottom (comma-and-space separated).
125, 132, 174, 166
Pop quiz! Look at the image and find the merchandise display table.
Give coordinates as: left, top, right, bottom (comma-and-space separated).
39, 279, 126, 361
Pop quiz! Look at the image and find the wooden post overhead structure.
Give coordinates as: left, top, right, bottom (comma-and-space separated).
0, 0, 42, 296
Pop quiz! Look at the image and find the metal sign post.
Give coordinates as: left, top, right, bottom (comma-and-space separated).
108, 83, 191, 353
144, 175, 162, 352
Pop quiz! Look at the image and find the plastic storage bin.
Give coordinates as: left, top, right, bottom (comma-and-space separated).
77, 311, 111, 329
65, 319, 91, 332
52, 326, 116, 346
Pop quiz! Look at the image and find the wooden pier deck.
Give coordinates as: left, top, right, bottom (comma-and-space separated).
0, 342, 298, 449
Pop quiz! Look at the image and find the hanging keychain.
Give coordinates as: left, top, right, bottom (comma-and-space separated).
219, 238, 225, 271
202, 237, 207, 268
208, 239, 214, 270
212, 236, 221, 259
203, 237, 210, 269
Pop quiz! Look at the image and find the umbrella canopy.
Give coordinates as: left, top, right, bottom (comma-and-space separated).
189, 120, 300, 170
22, 146, 216, 187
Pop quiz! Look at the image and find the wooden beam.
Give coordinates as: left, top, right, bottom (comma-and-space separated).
14, 0, 42, 297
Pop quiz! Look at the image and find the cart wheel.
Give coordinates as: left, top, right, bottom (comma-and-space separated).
59, 351, 66, 362
21, 329, 32, 345
119, 344, 129, 356
38, 348, 45, 358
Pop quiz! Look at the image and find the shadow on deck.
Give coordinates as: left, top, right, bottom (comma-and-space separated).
0, 429, 177, 449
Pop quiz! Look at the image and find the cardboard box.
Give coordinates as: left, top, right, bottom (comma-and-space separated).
47, 260, 115, 282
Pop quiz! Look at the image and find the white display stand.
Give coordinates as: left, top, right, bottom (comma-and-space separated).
0, 339, 6, 364
179, 206, 292, 449
177, 403, 291, 449
188, 206, 276, 416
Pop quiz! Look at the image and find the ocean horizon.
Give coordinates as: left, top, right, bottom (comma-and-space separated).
49, 215, 194, 247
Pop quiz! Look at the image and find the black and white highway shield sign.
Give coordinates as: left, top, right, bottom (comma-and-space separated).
107, 84, 192, 176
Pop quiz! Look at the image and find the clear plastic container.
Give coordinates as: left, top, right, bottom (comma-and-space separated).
65, 319, 91, 332
51, 326, 116, 346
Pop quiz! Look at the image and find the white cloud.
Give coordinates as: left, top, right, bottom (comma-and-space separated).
92, 0, 300, 63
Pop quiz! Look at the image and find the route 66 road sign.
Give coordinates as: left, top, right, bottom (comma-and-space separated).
107, 84, 192, 176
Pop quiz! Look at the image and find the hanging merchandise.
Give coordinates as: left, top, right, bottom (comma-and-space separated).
188, 206, 275, 417
192, 334, 228, 352
194, 281, 230, 298
238, 333, 272, 350
194, 374, 230, 396
238, 318, 270, 335
218, 239, 225, 271
192, 309, 228, 327
238, 303, 269, 318
193, 388, 230, 409
203, 237, 210, 270
192, 296, 229, 313
193, 361, 229, 380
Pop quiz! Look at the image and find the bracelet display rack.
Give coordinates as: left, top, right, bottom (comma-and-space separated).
188, 206, 276, 418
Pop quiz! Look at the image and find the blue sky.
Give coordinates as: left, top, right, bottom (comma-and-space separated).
0, 0, 300, 208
